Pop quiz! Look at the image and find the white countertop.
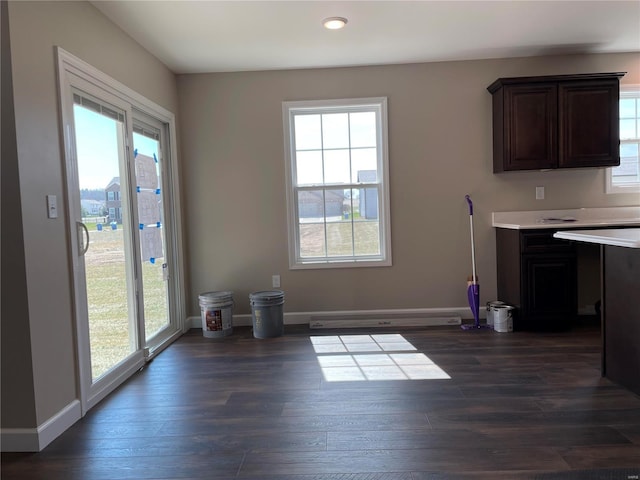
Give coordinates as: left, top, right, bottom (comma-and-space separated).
553, 228, 640, 248
492, 206, 640, 230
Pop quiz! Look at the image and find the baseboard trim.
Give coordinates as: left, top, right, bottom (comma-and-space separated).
188, 306, 480, 330
1, 399, 81, 452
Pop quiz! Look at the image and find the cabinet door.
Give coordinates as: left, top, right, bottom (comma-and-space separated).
503, 84, 557, 170
558, 80, 620, 168
522, 254, 577, 330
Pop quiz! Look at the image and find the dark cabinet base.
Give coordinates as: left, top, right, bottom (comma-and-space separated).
496, 228, 577, 331
522, 254, 577, 331
603, 245, 640, 396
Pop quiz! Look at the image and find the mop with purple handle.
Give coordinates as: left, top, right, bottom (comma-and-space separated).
461, 195, 489, 330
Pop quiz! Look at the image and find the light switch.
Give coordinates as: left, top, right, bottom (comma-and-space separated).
272, 275, 281, 288
47, 195, 58, 218
535, 186, 545, 200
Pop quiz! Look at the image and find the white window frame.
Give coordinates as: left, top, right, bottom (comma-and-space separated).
607, 86, 640, 194
283, 97, 392, 269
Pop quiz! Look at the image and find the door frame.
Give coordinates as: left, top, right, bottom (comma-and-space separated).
56, 47, 186, 415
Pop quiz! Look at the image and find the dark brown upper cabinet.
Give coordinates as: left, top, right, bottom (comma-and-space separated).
488, 73, 624, 173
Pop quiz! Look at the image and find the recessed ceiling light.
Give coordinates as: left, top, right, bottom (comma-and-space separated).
323, 17, 348, 30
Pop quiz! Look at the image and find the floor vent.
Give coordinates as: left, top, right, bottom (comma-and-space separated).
309, 312, 461, 329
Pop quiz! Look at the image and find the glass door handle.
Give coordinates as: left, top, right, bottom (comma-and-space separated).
78, 222, 90, 255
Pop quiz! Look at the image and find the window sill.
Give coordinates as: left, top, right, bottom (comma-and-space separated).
290, 258, 392, 270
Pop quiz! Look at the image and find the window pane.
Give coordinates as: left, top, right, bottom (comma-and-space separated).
620, 98, 636, 119
325, 189, 349, 223
324, 149, 350, 184
357, 187, 379, 221
350, 112, 377, 148
620, 119, 636, 140
322, 113, 349, 149
295, 115, 321, 150
620, 142, 639, 159
299, 223, 326, 258
351, 148, 378, 183
613, 143, 640, 183
298, 189, 325, 221
354, 221, 381, 256
327, 222, 354, 257
296, 150, 323, 185
343, 189, 353, 221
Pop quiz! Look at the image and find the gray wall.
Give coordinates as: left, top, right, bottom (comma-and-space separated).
178, 53, 640, 316
1, 0, 37, 429
2, 0, 180, 428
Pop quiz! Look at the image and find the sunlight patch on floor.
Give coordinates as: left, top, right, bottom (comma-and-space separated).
310, 334, 451, 382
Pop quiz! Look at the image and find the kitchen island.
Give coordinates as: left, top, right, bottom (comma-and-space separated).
554, 228, 640, 396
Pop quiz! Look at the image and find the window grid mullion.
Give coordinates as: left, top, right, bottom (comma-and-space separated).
296, 181, 379, 190
347, 113, 356, 257
320, 115, 328, 259
296, 146, 374, 153
350, 187, 355, 255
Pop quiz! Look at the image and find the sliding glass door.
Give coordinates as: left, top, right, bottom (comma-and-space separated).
57, 48, 185, 413
131, 116, 172, 347
73, 95, 139, 383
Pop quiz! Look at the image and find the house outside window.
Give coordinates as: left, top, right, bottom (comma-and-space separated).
105, 176, 122, 222
282, 97, 391, 269
607, 87, 640, 193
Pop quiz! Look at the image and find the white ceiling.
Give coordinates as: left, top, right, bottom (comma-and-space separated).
92, 1, 640, 74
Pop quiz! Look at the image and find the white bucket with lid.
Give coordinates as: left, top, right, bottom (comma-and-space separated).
198, 291, 234, 338
486, 301, 506, 327
493, 304, 514, 333
249, 290, 285, 339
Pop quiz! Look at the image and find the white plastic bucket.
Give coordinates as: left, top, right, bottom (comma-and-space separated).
493, 304, 514, 333
249, 290, 285, 339
198, 291, 233, 338
486, 301, 506, 327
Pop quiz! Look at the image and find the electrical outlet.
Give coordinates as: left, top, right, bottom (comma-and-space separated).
272, 275, 280, 288
535, 186, 545, 200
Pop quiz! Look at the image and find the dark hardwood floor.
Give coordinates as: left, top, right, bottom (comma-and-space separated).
3, 324, 640, 479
